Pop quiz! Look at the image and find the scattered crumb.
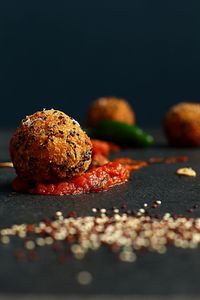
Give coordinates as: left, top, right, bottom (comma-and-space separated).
176, 167, 196, 177
0, 162, 13, 168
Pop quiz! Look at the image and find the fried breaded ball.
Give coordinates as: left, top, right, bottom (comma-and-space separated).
164, 102, 200, 146
10, 109, 92, 181
87, 96, 136, 126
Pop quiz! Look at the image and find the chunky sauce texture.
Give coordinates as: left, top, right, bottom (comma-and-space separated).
12, 140, 131, 195
12, 139, 187, 196
13, 162, 129, 195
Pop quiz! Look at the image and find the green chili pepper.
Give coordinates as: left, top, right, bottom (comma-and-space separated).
86, 120, 154, 147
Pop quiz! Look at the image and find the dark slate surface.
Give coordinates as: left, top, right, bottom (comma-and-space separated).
0, 129, 200, 297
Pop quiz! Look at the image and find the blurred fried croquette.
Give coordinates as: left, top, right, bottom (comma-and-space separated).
87, 96, 136, 126
10, 109, 92, 181
164, 102, 200, 146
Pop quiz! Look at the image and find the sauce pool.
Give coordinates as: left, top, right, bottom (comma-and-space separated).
12, 162, 130, 195
12, 139, 187, 196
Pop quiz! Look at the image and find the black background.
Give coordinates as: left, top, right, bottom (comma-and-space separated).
1, 0, 200, 127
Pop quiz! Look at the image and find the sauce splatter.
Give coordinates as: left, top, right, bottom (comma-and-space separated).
13, 162, 129, 195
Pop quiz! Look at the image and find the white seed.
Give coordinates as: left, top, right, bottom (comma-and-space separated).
25, 240, 35, 250
76, 271, 93, 285
56, 211, 62, 216
156, 200, 161, 205
36, 237, 45, 246
1, 236, 10, 244
45, 237, 54, 245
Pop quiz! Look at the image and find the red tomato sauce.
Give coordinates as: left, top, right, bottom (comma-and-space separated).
12, 162, 130, 195
11, 139, 149, 196
91, 139, 120, 157
11, 138, 187, 196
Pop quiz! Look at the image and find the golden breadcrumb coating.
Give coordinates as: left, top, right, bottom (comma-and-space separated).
87, 96, 135, 126
10, 109, 92, 181
164, 102, 200, 146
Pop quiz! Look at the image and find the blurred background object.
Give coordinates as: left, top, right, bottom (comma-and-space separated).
1, 0, 200, 127
87, 96, 136, 126
164, 102, 200, 146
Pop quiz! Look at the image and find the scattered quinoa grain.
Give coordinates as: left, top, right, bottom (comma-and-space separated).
36, 238, 45, 247
0, 207, 200, 264
119, 250, 136, 263
45, 237, 54, 245
56, 211, 62, 217
152, 200, 162, 208
76, 271, 93, 285
156, 200, 161, 205
1, 236, 10, 244
25, 240, 35, 250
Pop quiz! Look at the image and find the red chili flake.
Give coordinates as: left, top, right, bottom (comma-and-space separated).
28, 250, 39, 261
151, 203, 158, 209
26, 224, 34, 233
15, 249, 26, 262
42, 218, 51, 225
58, 253, 68, 264
120, 203, 127, 210
66, 235, 75, 243
111, 242, 120, 252
52, 242, 62, 252
67, 211, 77, 218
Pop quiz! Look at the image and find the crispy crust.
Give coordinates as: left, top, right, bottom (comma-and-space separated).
164, 102, 200, 146
10, 109, 92, 181
87, 97, 135, 126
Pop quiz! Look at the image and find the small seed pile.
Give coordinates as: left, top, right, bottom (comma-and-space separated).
1, 204, 200, 263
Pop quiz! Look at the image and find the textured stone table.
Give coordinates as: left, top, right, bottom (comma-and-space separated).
0, 129, 200, 299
